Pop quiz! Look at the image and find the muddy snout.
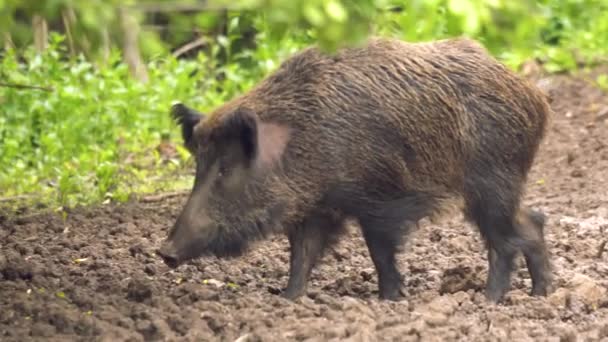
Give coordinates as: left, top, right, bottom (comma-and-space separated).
156, 241, 180, 269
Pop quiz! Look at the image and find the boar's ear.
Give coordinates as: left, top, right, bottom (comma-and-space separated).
171, 103, 203, 153
223, 108, 291, 170
222, 108, 258, 164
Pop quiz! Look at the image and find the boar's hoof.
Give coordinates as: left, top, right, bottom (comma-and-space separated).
280, 289, 305, 301
530, 281, 554, 297
379, 285, 407, 301
484, 287, 508, 303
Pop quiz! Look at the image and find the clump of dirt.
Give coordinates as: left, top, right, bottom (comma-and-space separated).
1, 70, 608, 341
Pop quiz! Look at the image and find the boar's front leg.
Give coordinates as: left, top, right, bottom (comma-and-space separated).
282, 212, 344, 300
359, 221, 407, 301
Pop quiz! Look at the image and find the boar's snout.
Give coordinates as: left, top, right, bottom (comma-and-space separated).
156, 241, 180, 269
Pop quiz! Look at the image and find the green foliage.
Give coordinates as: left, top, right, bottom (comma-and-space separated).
1, 34, 190, 206
2, 0, 608, 209
214, 0, 380, 51
0, 26, 306, 208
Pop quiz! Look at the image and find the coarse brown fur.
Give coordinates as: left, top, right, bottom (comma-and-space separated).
157, 36, 553, 302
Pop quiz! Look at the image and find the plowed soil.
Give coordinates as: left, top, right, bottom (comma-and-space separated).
2, 69, 608, 341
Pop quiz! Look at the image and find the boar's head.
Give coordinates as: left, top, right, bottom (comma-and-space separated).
157, 103, 291, 268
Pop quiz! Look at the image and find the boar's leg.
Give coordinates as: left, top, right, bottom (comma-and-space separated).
464, 170, 552, 302
465, 192, 518, 301
518, 208, 553, 297
359, 224, 406, 301
354, 193, 433, 300
282, 213, 344, 300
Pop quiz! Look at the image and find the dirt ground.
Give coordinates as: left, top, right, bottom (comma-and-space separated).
2, 68, 608, 342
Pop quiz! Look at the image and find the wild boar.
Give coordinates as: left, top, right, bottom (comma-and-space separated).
157, 36, 552, 302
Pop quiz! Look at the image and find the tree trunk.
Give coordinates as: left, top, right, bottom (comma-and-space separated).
118, 6, 149, 83
61, 8, 76, 57
33, 14, 48, 53
3, 32, 14, 51
101, 28, 111, 64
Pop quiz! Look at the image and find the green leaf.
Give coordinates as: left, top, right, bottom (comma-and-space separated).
325, 0, 348, 23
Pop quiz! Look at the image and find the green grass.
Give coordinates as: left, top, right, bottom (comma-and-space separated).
0, 32, 304, 210
2, 1, 608, 210
1, 39, 196, 208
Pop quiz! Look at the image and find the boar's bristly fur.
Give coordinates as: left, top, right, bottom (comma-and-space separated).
157, 37, 553, 303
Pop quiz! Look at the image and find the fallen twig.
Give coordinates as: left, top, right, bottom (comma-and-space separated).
597, 240, 607, 258
172, 37, 209, 58
0, 82, 54, 92
140, 191, 189, 203
0, 194, 35, 203
129, 1, 234, 12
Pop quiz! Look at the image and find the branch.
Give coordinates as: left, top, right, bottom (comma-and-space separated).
0, 83, 54, 91
128, 1, 233, 12
140, 191, 189, 203
0, 194, 35, 203
598, 240, 607, 258
172, 36, 209, 58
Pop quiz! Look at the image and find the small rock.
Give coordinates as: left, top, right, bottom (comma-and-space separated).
595, 107, 608, 122
581, 329, 601, 341
548, 287, 570, 307
439, 265, 483, 294
360, 268, 375, 282
566, 152, 576, 164
569, 274, 606, 308
267, 286, 281, 295
414, 295, 458, 328
449, 236, 470, 252
509, 329, 532, 341
429, 230, 442, 242
486, 312, 510, 326
507, 289, 529, 305
533, 301, 558, 319
570, 169, 584, 178
203, 278, 225, 288
129, 243, 144, 257
144, 264, 156, 276
135, 319, 155, 336
340, 296, 374, 317
552, 323, 578, 342
295, 296, 316, 309
324, 324, 348, 339
315, 293, 339, 309
30, 322, 56, 337
394, 318, 426, 335
421, 311, 449, 327
234, 333, 253, 342
451, 291, 470, 304
0, 254, 7, 271
425, 295, 459, 315
127, 278, 153, 302
488, 327, 508, 340
0, 255, 33, 281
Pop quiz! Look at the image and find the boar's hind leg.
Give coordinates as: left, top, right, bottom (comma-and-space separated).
282, 213, 344, 300
518, 208, 553, 297
464, 170, 552, 302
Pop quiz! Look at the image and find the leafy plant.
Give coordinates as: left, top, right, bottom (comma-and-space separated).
2, 0, 608, 209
